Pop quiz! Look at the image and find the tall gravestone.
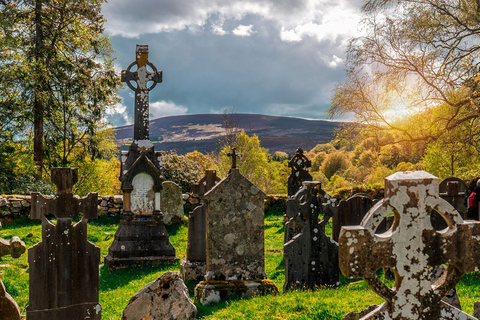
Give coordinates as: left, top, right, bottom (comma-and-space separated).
194, 150, 278, 304
181, 170, 220, 281
160, 181, 184, 225
339, 171, 480, 320
28, 168, 101, 320
285, 147, 313, 244
284, 181, 339, 291
0, 226, 25, 320
105, 45, 177, 269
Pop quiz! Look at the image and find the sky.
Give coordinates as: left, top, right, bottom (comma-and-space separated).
101, 0, 364, 127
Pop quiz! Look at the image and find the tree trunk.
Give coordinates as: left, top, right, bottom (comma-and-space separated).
33, 0, 44, 178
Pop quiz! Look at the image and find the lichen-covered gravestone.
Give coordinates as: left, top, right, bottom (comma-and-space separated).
105, 45, 177, 269
284, 181, 338, 291
194, 151, 278, 304
285, 147, 313, 245
160, 181, 184, 225
0, 226, 25, 320
339, 171, 480, 320
332, 194, 375, 242
28, 167, 101, 320
181, 170, 220, 281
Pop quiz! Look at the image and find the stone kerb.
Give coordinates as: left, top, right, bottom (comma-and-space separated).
339, 171, 480, 320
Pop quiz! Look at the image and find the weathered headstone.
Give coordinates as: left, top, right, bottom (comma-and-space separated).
28, 167, 101, 320
161, 181, 184, 225
339, 171, 480, 320
180, 170, 220, 281
332, 194, 375, 242
284, 181, 339, 291
194, 151, 278, 304
285, 147, 313, 245
105, 45, 177, 269
433, 177, 468, 229
0, 226, 25, 320
122, 271, 196, 320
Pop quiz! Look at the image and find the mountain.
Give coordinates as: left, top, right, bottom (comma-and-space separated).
114, 113, 342, 155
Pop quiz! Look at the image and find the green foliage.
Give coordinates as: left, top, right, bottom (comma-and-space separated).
321, 152, 351, 180
311, 152, 326, 172
272, 151, 289, 162
162, 151, 204, 193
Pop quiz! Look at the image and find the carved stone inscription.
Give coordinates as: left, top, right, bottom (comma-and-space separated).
131, 172, 154, 215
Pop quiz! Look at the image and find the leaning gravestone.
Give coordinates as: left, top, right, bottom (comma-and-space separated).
161, 181, 184, 225
284, 181, 338, 291
285, 147, 313, 244
0, 225, 25, 320
28, 167, 101, 320
105, 45, 177, 269
122, 271, 196, 320
180, 170, 220, 281
339, 171, 480, 320
194, 150, 278, 304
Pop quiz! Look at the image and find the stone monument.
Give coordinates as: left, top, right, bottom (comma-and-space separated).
339, 171, 480, 320
332, 194, 376, 242
194, 149, 278, 304
180, 170, 220, 281
284, 181, 339, 291
0, 225, 25, 320
432, 177, 468, 229
105, 45, 177, 269
285, 147, 313, 244
160, 181, 184, 225
28, 167, 101, 320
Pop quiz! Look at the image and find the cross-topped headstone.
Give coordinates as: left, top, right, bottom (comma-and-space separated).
227, 147, 240, 170
122, 44, 162, 140
287, 147, 312, 197
0, 223, 25, 320
339, 171, 480, 319
28, 167, 101, 320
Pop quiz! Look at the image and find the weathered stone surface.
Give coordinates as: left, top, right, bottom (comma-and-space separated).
332, 194, 375, 242
339, 171, 480, 320
203, 168, 266, 280
105, 45, 177, 270
0, 197, 7, 206
122, 271, 196, 320
0, 222, 25, 320
161, 181, 184, 225
28, 167, 101, 320
284, 182, 339, 291
434, 177, 468, 227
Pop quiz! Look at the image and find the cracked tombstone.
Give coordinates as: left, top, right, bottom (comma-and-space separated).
28, 167, 101, 320
194, 150, 278, 304
105, 45, 177, 269
285, 147, 313, 244
0, 225, 25, 320
339, 171, 480, 320
181, 170, 220, 281
284, 181, 339, 291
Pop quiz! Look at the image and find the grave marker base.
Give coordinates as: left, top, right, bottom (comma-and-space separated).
27, 302, 101, 320
180, 261, 206, 281
194, 280, 279, 305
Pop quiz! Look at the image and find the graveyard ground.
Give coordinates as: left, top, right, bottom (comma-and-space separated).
1, 213, 480, 319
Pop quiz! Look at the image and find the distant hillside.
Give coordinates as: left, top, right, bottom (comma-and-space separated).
114, 113, 342, 155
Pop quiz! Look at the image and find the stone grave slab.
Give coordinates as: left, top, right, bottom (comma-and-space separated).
181, 170, 220, 281
0, 224, 25, 320
339, 171, 480, 320
161, 181, 184, 225
284, 181, 339, 291
105, 45, 177, 269
28, 167, 101, 320
194, 152, 278, 304
432, 177, 468, 229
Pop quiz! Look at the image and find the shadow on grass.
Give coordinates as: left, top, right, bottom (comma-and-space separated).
99, 260, 181, 291
166, 222, 184, 237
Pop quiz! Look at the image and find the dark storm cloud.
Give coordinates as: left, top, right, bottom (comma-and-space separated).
102, 1, 362, 126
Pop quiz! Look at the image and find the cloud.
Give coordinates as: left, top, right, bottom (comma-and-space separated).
104, 103, 132, 126
149, 101, 188, 118
232, 24, 255, 37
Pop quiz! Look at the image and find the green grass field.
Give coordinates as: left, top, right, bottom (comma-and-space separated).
1, 214, 480, 319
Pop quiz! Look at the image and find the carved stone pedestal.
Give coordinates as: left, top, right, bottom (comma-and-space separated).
194, 280, 278, 305
105, 213, 177, 269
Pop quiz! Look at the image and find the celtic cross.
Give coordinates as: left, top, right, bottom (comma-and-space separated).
339, 171, 480, 319
121, 44, 162, 141
227, 148, 240, 170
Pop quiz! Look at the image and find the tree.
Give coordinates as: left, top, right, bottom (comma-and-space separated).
0, 0, 120, 175
330, 0, 480, 145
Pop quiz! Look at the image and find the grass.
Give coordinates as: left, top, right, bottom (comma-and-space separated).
1, 213, 480, 319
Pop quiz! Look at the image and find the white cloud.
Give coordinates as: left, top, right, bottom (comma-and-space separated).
149, 101, 188, 119
105, 103, 132, 125
232, 24, 255, 37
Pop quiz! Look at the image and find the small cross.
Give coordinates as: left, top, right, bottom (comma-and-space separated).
227, 148, 240, 170
121, 45, 162, 141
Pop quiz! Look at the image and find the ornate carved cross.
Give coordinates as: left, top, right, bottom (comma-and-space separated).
121, 44, 162, 141
227, 147, 240, 170
339, 171, 480, 319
